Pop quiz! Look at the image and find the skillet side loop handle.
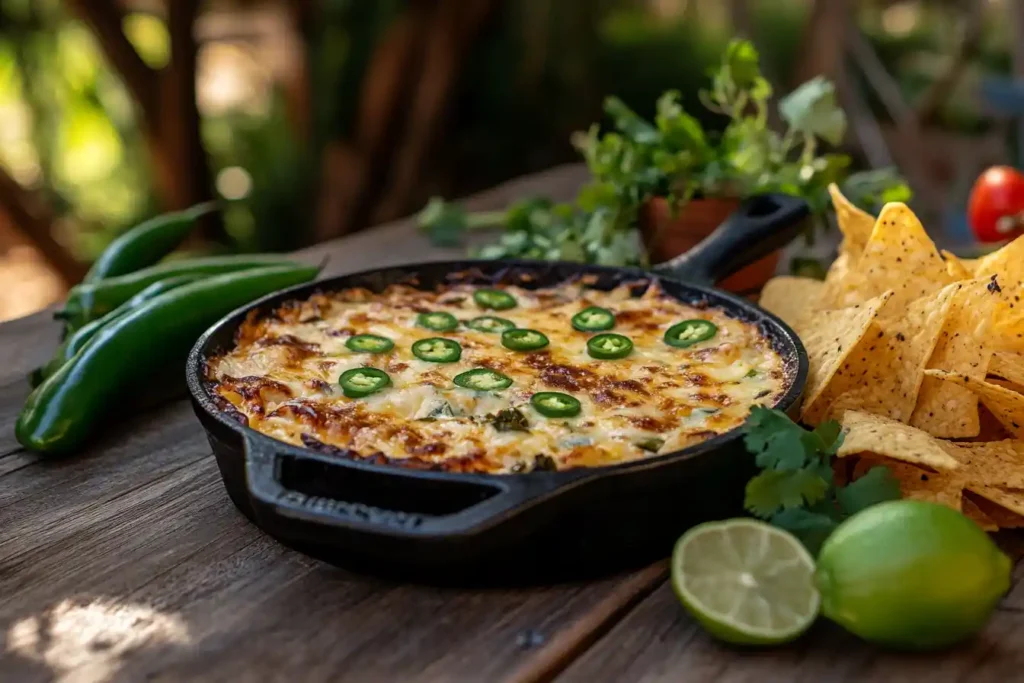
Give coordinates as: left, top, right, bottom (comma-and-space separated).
243, 434, 559, 538
650, 194, 810, 286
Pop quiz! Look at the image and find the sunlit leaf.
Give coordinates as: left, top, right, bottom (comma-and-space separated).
779, 76, 847, 145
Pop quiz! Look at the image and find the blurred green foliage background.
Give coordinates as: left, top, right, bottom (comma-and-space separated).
0, 0, 1018, 321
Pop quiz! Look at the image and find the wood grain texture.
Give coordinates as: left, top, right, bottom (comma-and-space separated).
2, 165, 689, 683
10, 162, 1021, 681
557, 538, 1024, 683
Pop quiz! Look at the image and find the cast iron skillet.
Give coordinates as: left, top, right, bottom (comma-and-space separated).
187, 194, 810, 583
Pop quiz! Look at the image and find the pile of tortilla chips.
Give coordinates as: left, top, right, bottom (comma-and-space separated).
760, 184, 1024, 530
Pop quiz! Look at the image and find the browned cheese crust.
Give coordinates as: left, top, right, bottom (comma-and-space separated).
204, 278, 788, 473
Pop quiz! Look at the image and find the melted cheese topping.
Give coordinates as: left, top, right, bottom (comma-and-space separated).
204, 279, 789, 473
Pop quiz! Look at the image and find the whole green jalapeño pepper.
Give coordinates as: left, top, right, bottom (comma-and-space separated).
16, 264, 320, 454
58, 254, 302, 330
83, 202, 220, 283
31, 274, 206, 388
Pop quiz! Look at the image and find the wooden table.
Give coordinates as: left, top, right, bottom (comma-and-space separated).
2, 165, 1024, 682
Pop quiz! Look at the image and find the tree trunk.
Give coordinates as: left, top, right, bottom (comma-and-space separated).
791, 0, 855, 87
66, 0, 221, 241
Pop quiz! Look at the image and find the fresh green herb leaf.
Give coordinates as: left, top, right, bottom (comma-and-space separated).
418, 197, 468, 247
744, 406, 810, 471
779, 76, 848, 146
836, 466, 901, 517
789, 257, 828, 280
634, 437, 665, 453
745, 468, 831, 518
489, 407, 530, 433
422, 39, 908, 268
742, 408, 900, 554
769, 507, 839, 555
724, 38, 761, 89
604, 97, 660, 145
808, 420, 844, 456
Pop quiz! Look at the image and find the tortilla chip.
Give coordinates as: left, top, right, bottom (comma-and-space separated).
807, 283, 958, 424
837, 410, 961, 470
963, 489, 1024, 528
941, 250, 974, 280
965, 484, 1024, 519
974, 235, 1024, 288
758, 276, 824, 329
970, 403, 1016, 442
951, 440, 1024, 489
961, 494, 1000, 531
911, 279, 1000, 437
851, 456, 963, 511
796, 291, 892, 423
823, 202, 954, 310
828, 183, 876, 255
990, 351, 1024, 387
990, 378, 1024, 394
924, 369, 1024, 439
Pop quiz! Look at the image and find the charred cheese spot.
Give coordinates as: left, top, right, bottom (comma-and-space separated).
205, 280, 788, 473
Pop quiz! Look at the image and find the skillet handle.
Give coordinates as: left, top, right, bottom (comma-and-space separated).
650, 193, 810, 286
243, 433, 566, 539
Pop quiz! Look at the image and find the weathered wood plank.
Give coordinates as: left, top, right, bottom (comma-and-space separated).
0, 446, 666, 682
3, 164, 687, 683
0, 310, 60, 387
558, 540, 1024, 683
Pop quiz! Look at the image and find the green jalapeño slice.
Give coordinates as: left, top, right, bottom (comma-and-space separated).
473, 288, 517, 310
572, 306, 615, 332
345, 334, 394, 354
453, 368, 513, 391
339, 367, 391, 398
502, 328, 550, 351
665, 320, 718, 348
586, 333, 633, 359
417, 311, 459, 332
412, 337, 462, 363
466, 315, 516, 333
530, 392, 581, 418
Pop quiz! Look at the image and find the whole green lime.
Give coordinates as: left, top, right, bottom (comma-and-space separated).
816, 500, 1011, 650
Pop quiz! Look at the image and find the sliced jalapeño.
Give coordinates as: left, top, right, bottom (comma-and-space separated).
572, 306, 615, 332
530, 392, 581, 418
473, 288, 517, 310
453, 368, 513, 391
339, 367, 391, 398
417, 311, 459, 332
412, 337, 462, 363
345, 334, 394, 354
466, 315, 516, 333
501, 328, 549, 351
665, 319, 718, 348
586, 333, 633, 359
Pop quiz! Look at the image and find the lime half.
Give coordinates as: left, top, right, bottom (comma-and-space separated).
671, 519, 820, 645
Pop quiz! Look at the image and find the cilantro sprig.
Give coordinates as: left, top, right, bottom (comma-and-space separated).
419, 39, 909, 267
743, 406, 900, 554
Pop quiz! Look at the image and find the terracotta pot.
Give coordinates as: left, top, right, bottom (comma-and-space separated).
639, 196, 781, 293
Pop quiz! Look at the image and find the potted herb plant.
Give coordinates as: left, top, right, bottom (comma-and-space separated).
420, 39, 909, 292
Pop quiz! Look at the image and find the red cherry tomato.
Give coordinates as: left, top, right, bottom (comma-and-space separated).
968, 166, 1024, 242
